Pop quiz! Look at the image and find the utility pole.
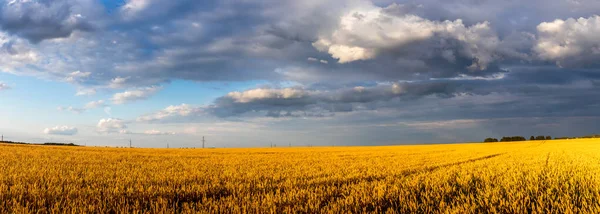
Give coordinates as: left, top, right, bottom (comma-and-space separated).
167, 142, 169, 149
129, 139, 132, 148
202, 136, 205, 149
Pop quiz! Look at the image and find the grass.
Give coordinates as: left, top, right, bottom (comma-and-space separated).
1, 139, 600, 213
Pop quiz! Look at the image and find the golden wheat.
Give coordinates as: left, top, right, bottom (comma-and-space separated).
1, 139, 600, 213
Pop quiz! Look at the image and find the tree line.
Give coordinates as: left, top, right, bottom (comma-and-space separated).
484, 135, 551, 142
0, 140, 78, 146
555, 134, 600, 140
485, 134, 600, 142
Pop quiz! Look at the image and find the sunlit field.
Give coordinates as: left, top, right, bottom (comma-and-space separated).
1, 139, 600, 213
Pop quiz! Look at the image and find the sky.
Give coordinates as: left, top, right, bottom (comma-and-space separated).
1, 0, 600, 147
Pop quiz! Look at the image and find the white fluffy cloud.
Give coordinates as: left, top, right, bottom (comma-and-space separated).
226, 88, 312, 103
535, 15, 600, 66
312, 3, 500, 70
65, 70, 91, 83
84, 100, 107, 109
137, 104, 203, 122
97, 118, 127, 133
122, 0, 151, 14
0, 32, 39, 72
112, 86, 162, 104
43, 126, 78, 135
307, 57, 329, 64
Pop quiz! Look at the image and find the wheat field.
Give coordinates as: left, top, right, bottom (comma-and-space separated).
1, 139, 600, 213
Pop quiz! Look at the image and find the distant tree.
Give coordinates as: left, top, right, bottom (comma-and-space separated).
500, 136, 526, 142
536, 136, 546, 140
43, 142, 77, 146
546, 136, 552, 140
484, 138, 498, 142
530, 136, 535, 140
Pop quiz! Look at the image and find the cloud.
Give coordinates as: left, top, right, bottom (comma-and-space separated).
137, 104, 203, 122
75, 88, 96, 96
119, 129, 132, 134
0, 31, 39, 72
138, 79, 499, 121
57, 106, 85, 114
96, 118, 127, 133
535, 15, 600, 67
400, 119, 484, 130
198, 65, 600, 120
121, 0, 151, 15
118, 0, 192, 22
118, 129, 176, 135
207, 81, 487, 118
104, 107, 112, 116
58, 100, 107, 114
0, 82, 10, 90
111, 86, 162, 104
143, 129, 175, 135
308, 57, 329, 64
43, 126, 78, 135
84, 100, 107, 109
0, 0, 597, 91
65, 70, 91, 83
0, 0, 519, 90
109, 76, 130, 89
226, 88, 312, 103
0, 0, 100, 43
313, 2, 501, 71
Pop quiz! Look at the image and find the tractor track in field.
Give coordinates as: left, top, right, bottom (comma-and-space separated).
302, 152, 507, 209
293, 153, 507, 189
417, 153, 505, 174
527, 140, 547, 148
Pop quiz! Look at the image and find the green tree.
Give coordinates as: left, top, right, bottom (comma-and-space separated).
484, 138, 498, 142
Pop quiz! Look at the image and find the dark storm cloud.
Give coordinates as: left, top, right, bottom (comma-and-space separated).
4, 0, 600, 87
207, 80, 491, 118
375, 0, 600, 33
3, 0, 539, 88
193, 63, 600, 119
0, 0, 101, 43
